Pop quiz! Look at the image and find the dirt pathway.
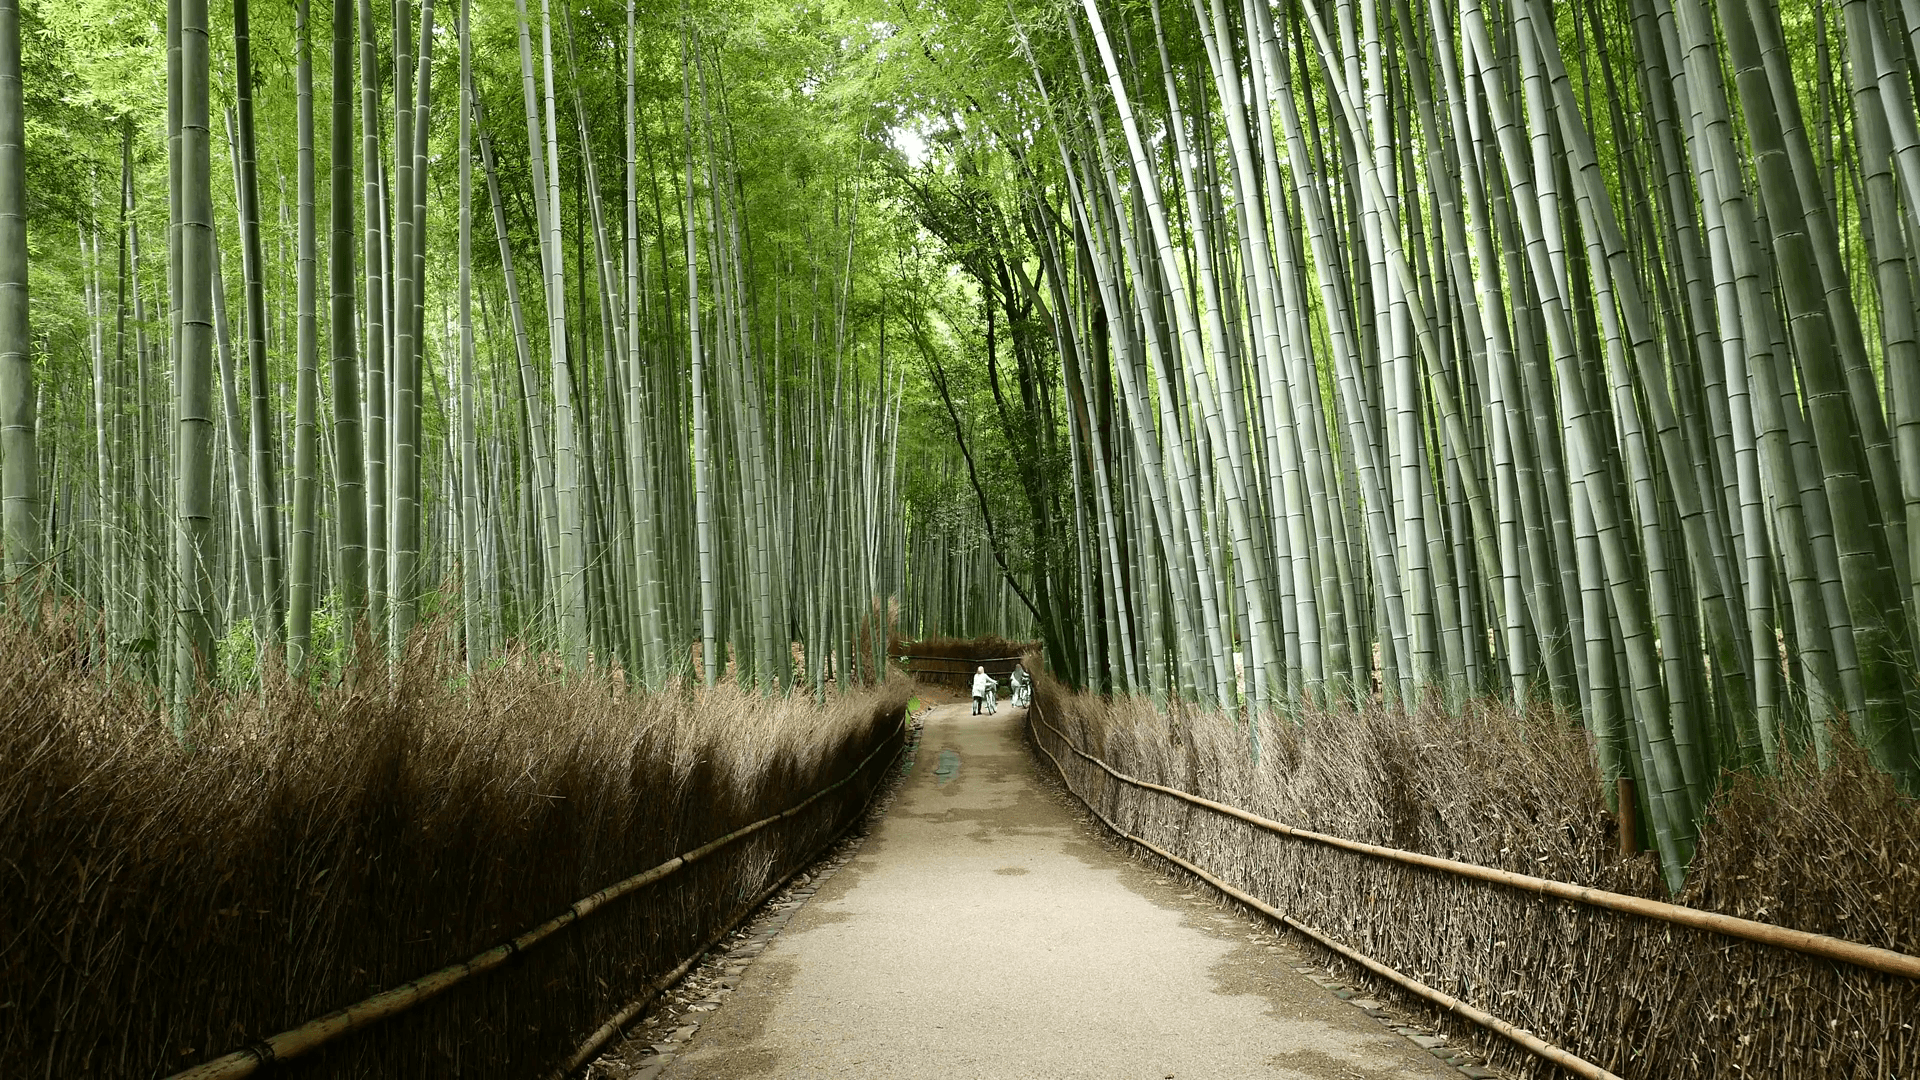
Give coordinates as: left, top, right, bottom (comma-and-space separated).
653, 700, 1469, 1080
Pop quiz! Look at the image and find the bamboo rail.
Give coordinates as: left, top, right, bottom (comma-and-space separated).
1027, 711, 1623, 1080
1028, 702, 1920, 982
894, 654, 1029, 685
893, 654, 1027, 672
165, 712, 908, 1080
892, 654, 1029, 662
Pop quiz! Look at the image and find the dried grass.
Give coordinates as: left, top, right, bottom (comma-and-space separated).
0, 615, 909, 1079
1029, 670, 1920, 1079
888, 633, 1037, 659
888, 634, 1039, 687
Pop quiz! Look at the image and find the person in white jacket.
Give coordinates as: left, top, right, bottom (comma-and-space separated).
971, 666, 994, 715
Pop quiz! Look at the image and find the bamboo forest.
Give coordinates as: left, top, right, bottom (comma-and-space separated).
3, 0, 1918, 1074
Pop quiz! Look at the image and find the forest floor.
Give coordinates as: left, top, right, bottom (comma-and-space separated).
591, 692, 1492, 1080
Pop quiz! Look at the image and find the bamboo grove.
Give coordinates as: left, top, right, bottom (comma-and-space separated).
1, 0, 917, 702
846, 0, 1920, 890
10, 0, 1920, 890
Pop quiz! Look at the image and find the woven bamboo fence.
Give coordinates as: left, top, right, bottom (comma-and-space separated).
1026, 671, 1920, 1079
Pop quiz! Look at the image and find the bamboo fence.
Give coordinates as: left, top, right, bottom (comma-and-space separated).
1026, 676, 1920, 1078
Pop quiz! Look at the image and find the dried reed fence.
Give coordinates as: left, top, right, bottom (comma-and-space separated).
888, 634, 1040, 687
1027, 670, 1920, 1079
0, 616, 910, 1079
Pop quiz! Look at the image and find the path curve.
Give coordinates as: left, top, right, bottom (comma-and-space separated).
655, 700, 1469, 1079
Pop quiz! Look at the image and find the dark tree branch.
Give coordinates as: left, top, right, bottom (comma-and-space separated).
903, 304, 1048, 632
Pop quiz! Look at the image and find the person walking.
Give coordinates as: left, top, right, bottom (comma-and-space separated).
1010, 661, 1031, 708
971, 665, 993, 715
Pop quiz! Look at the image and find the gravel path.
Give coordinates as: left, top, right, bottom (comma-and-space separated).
648, 700, 1475, 1080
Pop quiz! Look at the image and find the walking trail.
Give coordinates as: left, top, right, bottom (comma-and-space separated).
655, 698, 1466, 1080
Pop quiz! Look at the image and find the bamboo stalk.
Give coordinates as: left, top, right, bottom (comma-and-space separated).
0, 0, 33, 581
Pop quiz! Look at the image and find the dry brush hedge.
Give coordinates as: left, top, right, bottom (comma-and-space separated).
1028, 672, 1920, 1079
887, 634, 1039, 687
0, 619, 910, 1079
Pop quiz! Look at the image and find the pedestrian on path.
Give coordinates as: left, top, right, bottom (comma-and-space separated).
971, 665, 993, 715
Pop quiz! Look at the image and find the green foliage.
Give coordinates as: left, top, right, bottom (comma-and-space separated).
213, 616, 256, 691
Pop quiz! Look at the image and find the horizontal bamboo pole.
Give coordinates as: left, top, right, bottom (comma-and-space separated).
551, 939, 706, 1080
165, 712, 908, 1080
1029, 702, 1920, 982
549, 730, 910, 1079
1027, 713, 1625, 1080
1280, 918, 1620, 1079
893, 654, 1028, 664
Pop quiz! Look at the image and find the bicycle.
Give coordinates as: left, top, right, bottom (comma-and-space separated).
1011, 680, 1031, 708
